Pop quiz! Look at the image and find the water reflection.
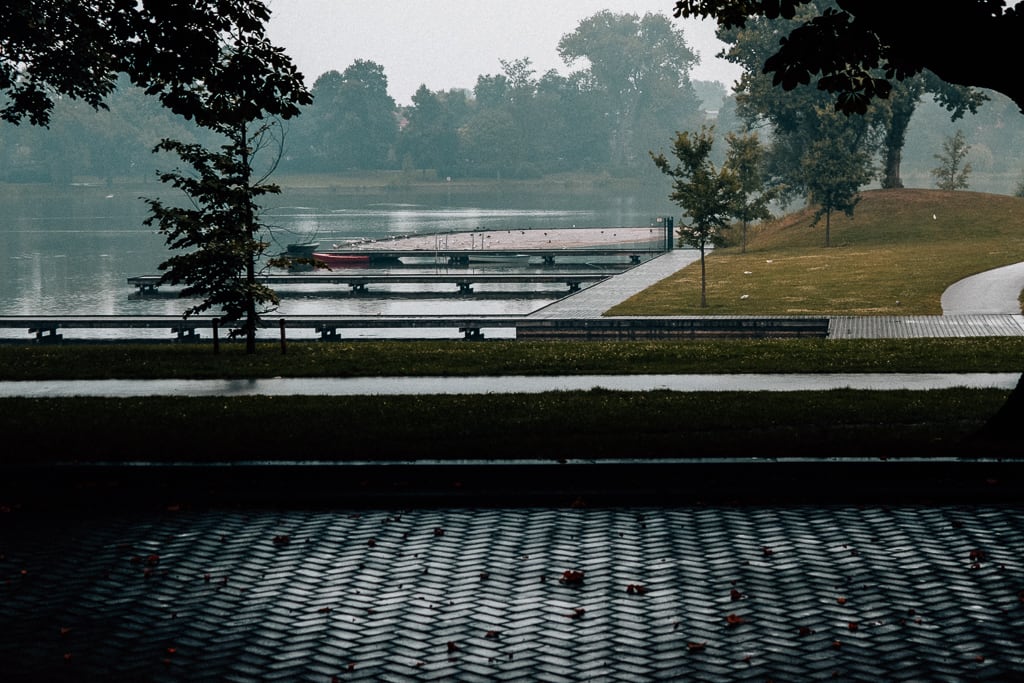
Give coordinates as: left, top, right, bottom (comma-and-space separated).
1, 187, 672, 331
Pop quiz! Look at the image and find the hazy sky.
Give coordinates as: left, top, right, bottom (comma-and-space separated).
265, 1, 741, 105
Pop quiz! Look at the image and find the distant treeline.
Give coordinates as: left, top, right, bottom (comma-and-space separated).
3, 10, 1024, 192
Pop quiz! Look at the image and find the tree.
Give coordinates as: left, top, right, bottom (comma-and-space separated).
802, 106, 875, 246
559, 11, 704, 170
291, 62, 397, 171
397, 85, 459, 177
0, 1, 301, 127
714, 1, 985, 192
142, 10, 311, 355
670, 0, 1024, 438
651, 126, 739, 308
723, 130, 773, 252
931, 129, 972, 191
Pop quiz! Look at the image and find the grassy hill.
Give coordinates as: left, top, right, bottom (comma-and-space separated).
610, 188, 1024, 316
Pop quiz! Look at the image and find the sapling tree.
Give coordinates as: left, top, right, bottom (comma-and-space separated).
931, 129, 972, 191
651, 126, 740, 307
143, 18, 311, 354
724, 130, 773, 253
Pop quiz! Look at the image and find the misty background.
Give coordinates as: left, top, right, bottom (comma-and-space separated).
1, 5, 1023, 194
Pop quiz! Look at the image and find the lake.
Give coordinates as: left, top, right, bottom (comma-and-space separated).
0, 182, 678, 340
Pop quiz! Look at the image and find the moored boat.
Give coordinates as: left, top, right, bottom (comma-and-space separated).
312, 252, 371, 268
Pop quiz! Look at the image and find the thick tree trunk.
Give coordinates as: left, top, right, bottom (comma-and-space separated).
969, 373, 1024, 454
880, 95, 915, 189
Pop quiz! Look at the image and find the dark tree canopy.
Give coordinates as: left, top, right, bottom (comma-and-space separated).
1, 0, 306, 126
673, 1, 1024, 114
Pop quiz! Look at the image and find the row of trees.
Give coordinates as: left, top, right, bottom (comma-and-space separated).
0, 10, 713, 183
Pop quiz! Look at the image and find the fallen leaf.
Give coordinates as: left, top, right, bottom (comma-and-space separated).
969, 548, 986, 562
836, 597, 847, 605
848, 622, 859, 631
726, 614, 745, 627
687, 642, 706, 653
626, 583, 647, 595
433, 527, 445, 537
560, 570, 585, 585
762, 546, 774, 557
447, 641, 459, 653
730, 588, 744, 601
485, 630, 501, 639
798, 626, 814, 636
569, 607, 586, 619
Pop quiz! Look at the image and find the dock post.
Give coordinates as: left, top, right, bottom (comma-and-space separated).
279, 318, 287, 355
212, 320, 220, 355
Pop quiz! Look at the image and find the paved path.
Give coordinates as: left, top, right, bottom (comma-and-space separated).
3, 504, 1022, 681
530, 250, 1024, 338
942, 261, 1024, 315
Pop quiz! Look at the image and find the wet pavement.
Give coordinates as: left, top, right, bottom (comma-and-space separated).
3, 502, 1023, 681
0, 372, 1018, 397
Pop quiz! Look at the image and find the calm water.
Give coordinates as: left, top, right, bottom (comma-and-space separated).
0, 184, 676, 340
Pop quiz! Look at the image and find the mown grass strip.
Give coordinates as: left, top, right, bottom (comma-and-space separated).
1, 389, 1010, 463
1, 337, 1023, 380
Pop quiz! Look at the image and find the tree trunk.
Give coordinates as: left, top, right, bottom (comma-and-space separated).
699, 242, 707, 308
969, 373, 1024, 453
880, 82, 919, 189
824, 209, 831, 248
239, 121, 258, 355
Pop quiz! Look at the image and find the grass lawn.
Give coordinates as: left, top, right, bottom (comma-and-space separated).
610, 189, 1024, 315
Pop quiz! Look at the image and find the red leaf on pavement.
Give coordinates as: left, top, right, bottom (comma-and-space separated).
798, 626, 814, 636
730, 588, 744, 601
560, 570, 585, 585
687, 642, 706, 653
569, 607, 586, 619
626, 583, 647, 595
485, 630, 501, 639
969, 548, 986, 562
836, 597, 847, 605
832, 640, 843, 649
447, 641, 460, 653
848, 622, 859, 631
726, 614, 745, 627
433, 527, 445, 536
762, 546, 774, 557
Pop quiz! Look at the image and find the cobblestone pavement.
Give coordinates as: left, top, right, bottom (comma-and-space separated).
3, 503, 1023, 681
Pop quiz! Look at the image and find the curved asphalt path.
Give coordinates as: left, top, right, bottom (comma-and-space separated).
942, 261, 1024, 314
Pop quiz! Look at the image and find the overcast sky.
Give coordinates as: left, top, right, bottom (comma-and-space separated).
265, 1, 742, 105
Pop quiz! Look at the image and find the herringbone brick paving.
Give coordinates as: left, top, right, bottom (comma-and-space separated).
3, 504, 1024, 681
